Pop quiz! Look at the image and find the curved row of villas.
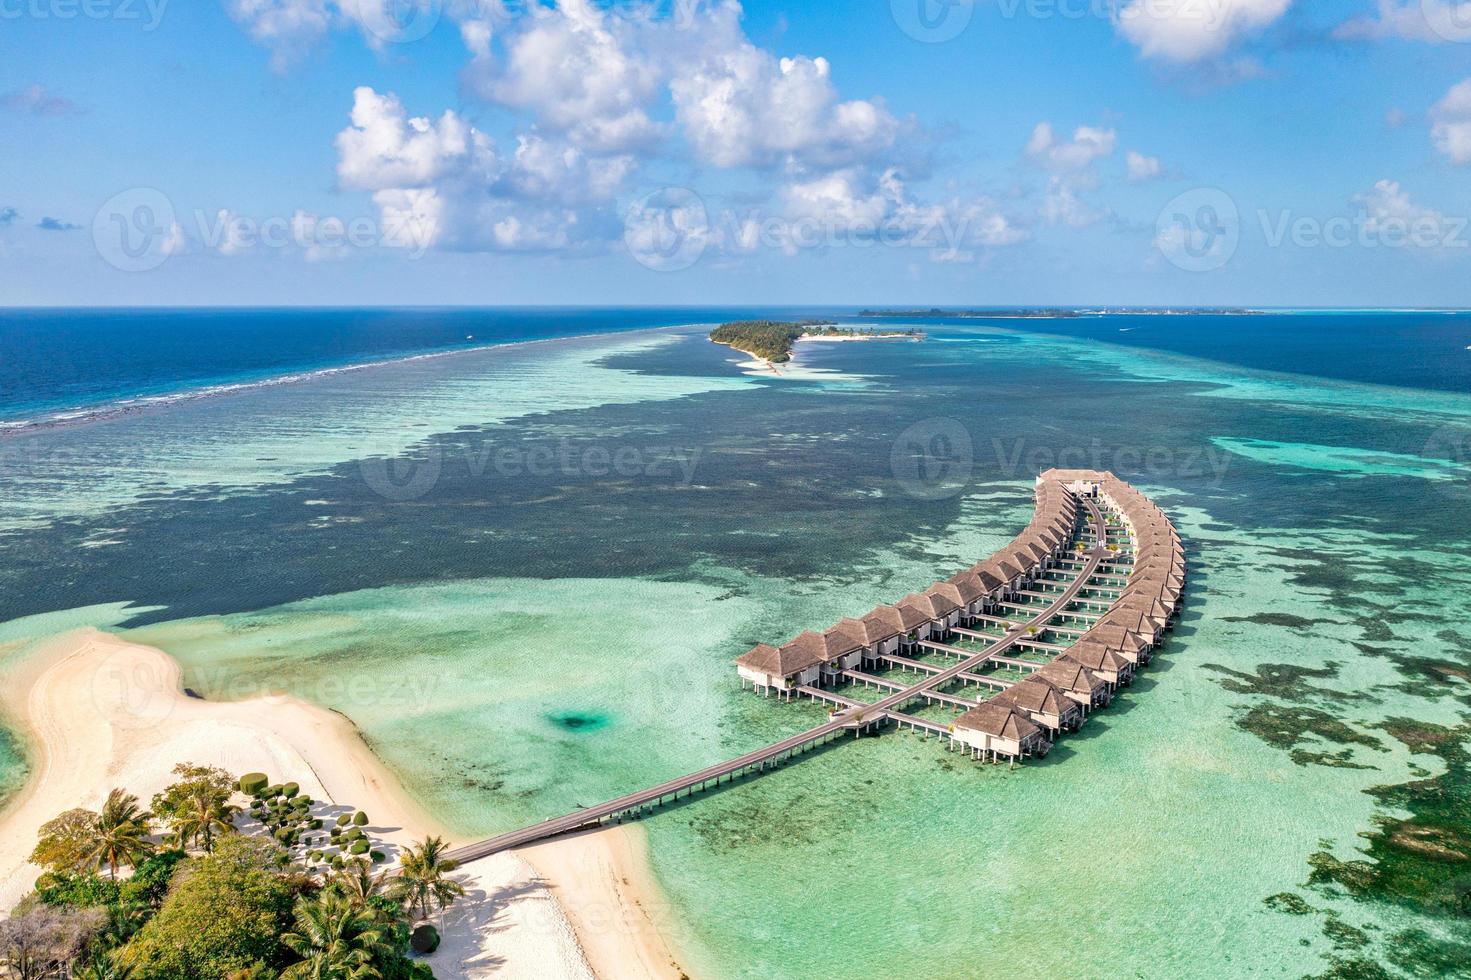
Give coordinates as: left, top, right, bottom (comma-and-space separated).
734, 468, 1186, 765
735, 477, 1081, 692
946, 470, 1186, 762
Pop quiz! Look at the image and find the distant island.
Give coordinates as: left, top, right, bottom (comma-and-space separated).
857, 307, 1264, 318
710, 320, 924, 364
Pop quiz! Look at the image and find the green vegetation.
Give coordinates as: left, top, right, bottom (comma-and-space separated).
30, 790, 156, 881
152, 764, 241, 853
120, 836, 296, 978
239, 773, 269, 796
708, 320, 920, 363
8, 766, 460, 979
390, 837, 465, 922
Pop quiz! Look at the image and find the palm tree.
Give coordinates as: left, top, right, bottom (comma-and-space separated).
390, 837, 465, 922
87, 790, 155, 880
327, 858, 386, 911
162, 788, 239, 854
280, 895, 390, 980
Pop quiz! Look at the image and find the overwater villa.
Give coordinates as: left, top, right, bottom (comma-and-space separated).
952, 702, 1051, 761
990, 674, 1085, 733
732, 468, 1186, 767
442, 470, 1190, 866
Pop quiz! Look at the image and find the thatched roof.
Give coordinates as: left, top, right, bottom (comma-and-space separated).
954, 701, 1044, 742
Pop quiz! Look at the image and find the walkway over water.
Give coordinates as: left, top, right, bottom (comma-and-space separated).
446, 485, 1147, 866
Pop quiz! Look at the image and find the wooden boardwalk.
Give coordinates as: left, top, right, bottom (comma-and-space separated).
445, 497, 1113, 866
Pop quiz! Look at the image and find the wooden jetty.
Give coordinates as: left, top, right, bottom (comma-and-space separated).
446, 469, 1186, 866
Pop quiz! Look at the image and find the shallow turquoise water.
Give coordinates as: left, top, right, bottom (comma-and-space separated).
3, 319, 1470, 977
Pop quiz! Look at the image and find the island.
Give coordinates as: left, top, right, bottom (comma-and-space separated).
709, 320, 924, 364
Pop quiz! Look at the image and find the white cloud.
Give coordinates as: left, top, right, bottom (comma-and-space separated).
669, 5, 899, 170
335, 87, 497, 191
768, 168, 1025, 258
462, 0, 664, 153
1126, 150, 1163, 181
226, 0, 441, 69
1354, 180, 1436, 226
452, 0, 900, 170
1431, 79, 1471, 164
1352, 179, 1463, 249
1115, 0, 1291, 63
1041, 177, 1109, 228
1026, 123, 1117, 173
334, 86, 629, 253
225, 0, 333, 69
1335, 1, 1471, 43
1026, 122, 1116, 228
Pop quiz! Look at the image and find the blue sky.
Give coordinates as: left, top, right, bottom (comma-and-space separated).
3, 0, 1471, 306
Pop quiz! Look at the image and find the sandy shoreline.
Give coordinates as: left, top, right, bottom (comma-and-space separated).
717, 332, 917, 378
0, 629, 684, 979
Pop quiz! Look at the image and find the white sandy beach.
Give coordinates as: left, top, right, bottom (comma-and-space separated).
0, 630, 684, 980
722, 332, 914, 379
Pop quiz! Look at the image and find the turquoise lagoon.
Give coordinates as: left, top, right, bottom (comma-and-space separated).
2, 316, 1469, 978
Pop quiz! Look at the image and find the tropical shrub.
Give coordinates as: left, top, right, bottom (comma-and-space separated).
352, 812, 369, 827
409, 924, 439, 955
238, 774, 268, 797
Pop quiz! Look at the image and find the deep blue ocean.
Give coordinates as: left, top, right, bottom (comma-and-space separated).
2, 308, 1465, 426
